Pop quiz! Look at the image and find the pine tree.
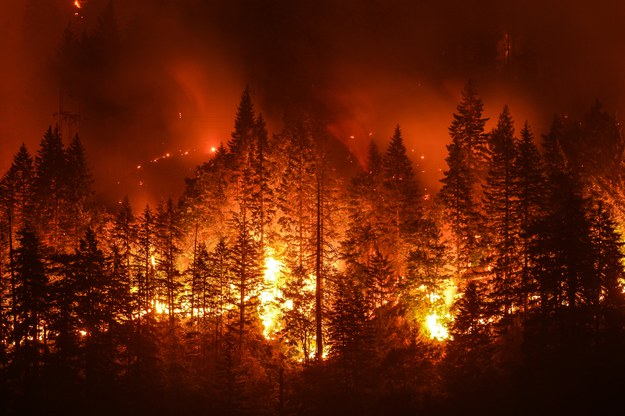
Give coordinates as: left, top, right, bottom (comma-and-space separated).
327, 270, 371, 389
11, 227, 49, 387
0, 144, 35, 332
311, 136, 343, 361
230, 209, 262, 348
343, 141, 386, 267
445, 280, 493, 398
73, 228, 116, 385
483, 106, 519, 318
229, 86, 256, 168
109, 196, 136, 292
135, 206, 156, 319
33, 127, 67, 249
207, 238, 232, 350
280, 265, 315, 362
403, 211, 452, 334
439, 82, 488, 279
155, 198, 183, 327
512, 123, 546, 315
64, 135, 93, 246
382, 125, 422, 280
274, 114, 317, 358
0, 143, 35, 240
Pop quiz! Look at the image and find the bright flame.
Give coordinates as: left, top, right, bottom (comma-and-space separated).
259, 250, 285, 339
74, 1, 82, 8
154, 299, 167, 315
425, 313, 449, 341
422, 279, 456, 341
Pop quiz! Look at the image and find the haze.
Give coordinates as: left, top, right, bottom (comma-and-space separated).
2, 0, 624, 206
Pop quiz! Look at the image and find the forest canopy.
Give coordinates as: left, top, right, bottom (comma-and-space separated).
1, 83, 625, 415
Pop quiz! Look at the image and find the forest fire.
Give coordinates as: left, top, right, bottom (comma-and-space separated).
259, 250, 286, 339
2, 1, 625, 415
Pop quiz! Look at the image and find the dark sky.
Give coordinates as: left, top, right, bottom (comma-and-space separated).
2, 0, 625, 206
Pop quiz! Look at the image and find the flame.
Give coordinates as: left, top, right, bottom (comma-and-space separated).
259, 249, 286, 339
423, 280, 456, 341
73, 0, 82, 8
425, 313, 449, 341
154, 299, 167, 315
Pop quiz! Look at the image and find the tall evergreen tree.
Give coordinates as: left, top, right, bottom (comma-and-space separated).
229, 209, 262, 348
512, 123, 546, 315
382, 125, 422, 280
135, 206, 156, 319
64, 135, 93, 246
0, 144, 35, 332
33, 127, 67, 249
228, 86, 256, 167
73, 228, 117, 385
439, 82, 489, 280
11, 227, 49, 389
483, 106, 519, 318
155, 198, 183, 327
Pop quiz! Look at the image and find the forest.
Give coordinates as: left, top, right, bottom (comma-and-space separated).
2, 83, 625, 415
2, 2, 625, 415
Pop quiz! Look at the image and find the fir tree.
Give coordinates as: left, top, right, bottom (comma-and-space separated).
207, 238, 233, 349
64, 135, 93, 246
11, 227, 49, 387
0, 144, 35, 331
483, 106, 519, 318
382, 125, 422, 280
230, 209, 262, 348
229, 86, 256, 167
33, 127, 67, 249
155, 198, 183, 327
73, 228, 117, 385
512, 122, 546, 315
439, 82, 488, 279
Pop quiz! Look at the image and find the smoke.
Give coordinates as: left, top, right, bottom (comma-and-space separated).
2, 0, 625, 205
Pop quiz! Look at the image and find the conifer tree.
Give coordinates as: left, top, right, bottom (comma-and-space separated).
156, 198, 183, 327
0, 144, 35, 330
136, 206, 156, 319
229, 86, 256, 168
33, 127, 67, 249
207, 238, 232, 349
445, 280, 493, 398
512, 123, 546, 315
230, 209, 262, 348
64, 135, 93, 246
12, 227, 49, 384
439, 82, 488, 279
343, 141, 386, 267
73, 228, 117, 384
382, 126, 422, 280
483, 106, 519, 318
0, 144, 35, 242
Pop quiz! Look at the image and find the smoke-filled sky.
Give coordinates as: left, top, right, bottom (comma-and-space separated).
2, 0, 625, 207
